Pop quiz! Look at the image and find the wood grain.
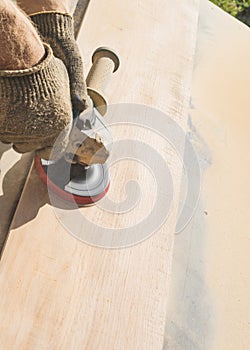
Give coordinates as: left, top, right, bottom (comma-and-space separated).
0, 1, 199, 349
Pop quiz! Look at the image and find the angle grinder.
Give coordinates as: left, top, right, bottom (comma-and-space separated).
35, 47, 120, 205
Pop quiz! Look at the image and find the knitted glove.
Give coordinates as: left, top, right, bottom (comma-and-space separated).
0, 43, 72, 160
30, 12, 88, 116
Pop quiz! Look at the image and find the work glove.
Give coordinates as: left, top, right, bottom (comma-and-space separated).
29, 12, 89, 116
0, 43, 72, 160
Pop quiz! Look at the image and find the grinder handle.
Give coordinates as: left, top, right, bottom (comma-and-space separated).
86, 47, 119, 92
86, 47, 120, 115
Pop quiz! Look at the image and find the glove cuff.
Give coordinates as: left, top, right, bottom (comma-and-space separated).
30, 12, 74, 40
0, 43, 64, 105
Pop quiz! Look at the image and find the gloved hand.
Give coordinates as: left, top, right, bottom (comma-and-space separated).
0, 43, 72, 160
29, 12, 89, 116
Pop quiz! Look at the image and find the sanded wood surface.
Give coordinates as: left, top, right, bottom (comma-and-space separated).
0, 1, 199, 349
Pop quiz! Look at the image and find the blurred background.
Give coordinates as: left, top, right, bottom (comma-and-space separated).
211, 0, 250, 26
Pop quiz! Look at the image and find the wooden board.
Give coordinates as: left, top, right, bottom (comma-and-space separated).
0, 1, 199, 349
72, 0, 90, 37
0, 149, 32, 251
165, 3, 250, 349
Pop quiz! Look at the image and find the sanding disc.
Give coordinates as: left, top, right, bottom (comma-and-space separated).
64, 163, 109, 197
35, 157, 110, 205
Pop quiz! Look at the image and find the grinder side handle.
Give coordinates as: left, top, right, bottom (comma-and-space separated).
86, 47, 120, 115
